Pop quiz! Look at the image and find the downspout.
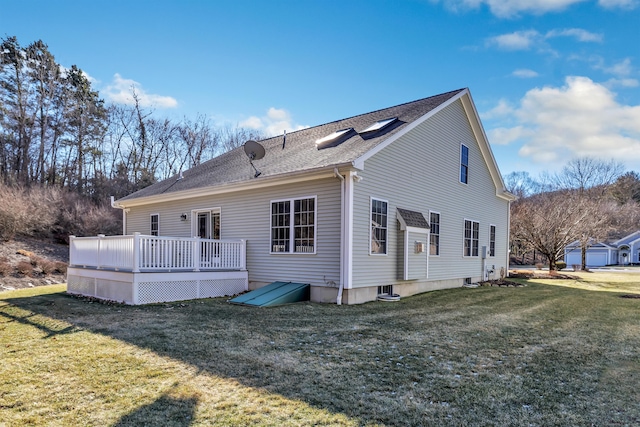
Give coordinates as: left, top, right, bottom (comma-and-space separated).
334, 169, 345, 305
110, 196, 128, 235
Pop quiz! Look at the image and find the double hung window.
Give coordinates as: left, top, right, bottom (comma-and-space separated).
429, 212, 440, 255
271, 197, 316, 253
464, 219, 479, 257
489, 225, 496, 257
370, 198, 388, 255
150, 214, 159, 236
460, 144, 469, 184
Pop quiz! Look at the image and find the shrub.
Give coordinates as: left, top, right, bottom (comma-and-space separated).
39, 260, 56, 275
30, 255, 43, 267
556, 261, 567, 271
535, 263, 544, 270
0, 258, 12, 276
54, 262, 68, 274
16, 261, 33, 276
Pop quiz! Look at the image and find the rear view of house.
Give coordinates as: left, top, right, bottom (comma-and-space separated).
67, 88, 515, 304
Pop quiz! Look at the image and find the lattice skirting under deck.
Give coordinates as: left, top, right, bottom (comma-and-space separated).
67, 268, 248, 305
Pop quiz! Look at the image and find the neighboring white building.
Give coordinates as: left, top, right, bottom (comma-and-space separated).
67, 88, 516, 304
564, 231, 640, 267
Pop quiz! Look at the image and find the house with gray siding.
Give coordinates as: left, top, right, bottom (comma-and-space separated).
564, 230, 640, 267
67, 88, 516, 304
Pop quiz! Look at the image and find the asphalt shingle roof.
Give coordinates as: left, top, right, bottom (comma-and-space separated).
119, 89, 465, 202
397, 208, 430, 229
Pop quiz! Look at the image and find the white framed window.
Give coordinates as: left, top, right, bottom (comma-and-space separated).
429, 211, 440, 256
489, 225, 496, 257
150, 213, 159, 236
463, 219, 479, 257
270, 196, 316, 254
460, 144, 469, 184
370, 198, 388, 255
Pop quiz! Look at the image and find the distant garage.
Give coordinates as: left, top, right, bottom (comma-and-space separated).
565, 249, 611, 267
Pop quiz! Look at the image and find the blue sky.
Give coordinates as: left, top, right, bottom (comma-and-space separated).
2, 0, 639, 176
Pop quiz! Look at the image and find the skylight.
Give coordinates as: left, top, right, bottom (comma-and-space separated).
360, 117, 397, 133
315, 128, 353, 145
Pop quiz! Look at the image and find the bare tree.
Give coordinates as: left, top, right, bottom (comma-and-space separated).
219, 123, 265, 153
511, 190, 594, 270
553, 157, 624, 193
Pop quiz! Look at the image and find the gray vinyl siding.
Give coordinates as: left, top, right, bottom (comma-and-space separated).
352, 99, 510, 288
125, 178, 341, 287
407, 230, 428, 279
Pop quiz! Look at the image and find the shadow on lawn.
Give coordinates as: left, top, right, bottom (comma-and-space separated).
113, 393, 198, 427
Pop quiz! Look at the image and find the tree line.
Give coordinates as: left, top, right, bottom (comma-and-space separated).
505, 158, 640, 270
0, 36, 263, 203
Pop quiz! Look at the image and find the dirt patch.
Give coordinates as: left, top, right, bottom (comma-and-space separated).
0, 236, 68, 292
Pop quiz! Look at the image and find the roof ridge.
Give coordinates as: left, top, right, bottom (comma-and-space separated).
257, 88, 467, 143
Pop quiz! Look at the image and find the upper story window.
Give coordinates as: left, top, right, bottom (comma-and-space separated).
460, 144, 469, 184
464, 219, 479, 257
429, 212, 440, 256
150, 214, 159, 236
370, 198, 388, 255
271, 196, 316, 254
489, 225, 496, 257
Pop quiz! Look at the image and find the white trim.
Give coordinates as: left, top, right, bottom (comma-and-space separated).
269, 195, 317, 255
463, 218, 480, 257
369, 196, 389, 256
190, 207, 221, 239
459, 143, 469, 185
343, 171, 355, 289
429, 211, 440, 257
489, 224, 496, 257
150, 213, 159, 236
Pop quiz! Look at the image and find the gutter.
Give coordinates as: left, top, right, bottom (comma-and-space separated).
334, 168, 345, 305
110, 196, 129, 235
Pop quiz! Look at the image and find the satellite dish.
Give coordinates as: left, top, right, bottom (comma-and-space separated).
243, 140, 265, 178
243, 140, 265, 161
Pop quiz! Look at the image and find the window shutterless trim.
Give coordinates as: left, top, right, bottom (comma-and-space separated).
489, 224, 496, 257
429, 211, 440, 256
370, 197, 389, 256
463, 218, 479, 257
269, 195, 317, 255
150, 213, 159, 236
460, 143, 469, 185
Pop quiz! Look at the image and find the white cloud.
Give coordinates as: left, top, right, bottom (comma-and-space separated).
512, 69, 539, 78
602, 58, 633, 76
605, 78, 639, 88
598, 0, 639, 9
481, 99, 515, 119
488, 76, 640, 167
103, 73, 178, 108
546, 28, 603, 42
433, 0, 636, 17
487, 27, 602, 51
240, 107, 308, 136
433, 0, 588, 18
487, 30, 541, 50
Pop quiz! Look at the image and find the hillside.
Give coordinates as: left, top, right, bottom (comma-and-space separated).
0, 237, 68, 292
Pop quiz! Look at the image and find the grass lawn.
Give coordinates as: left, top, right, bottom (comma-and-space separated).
1, 274, 639, 426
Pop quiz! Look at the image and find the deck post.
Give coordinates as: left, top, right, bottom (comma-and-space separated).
97, 234, 105, 269
132, 233, 141, 273
194, 237, 201, 272
240, 239, 247, 270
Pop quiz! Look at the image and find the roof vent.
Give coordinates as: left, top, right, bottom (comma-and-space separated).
360, 117, 398, 134
315, 128, 355, 149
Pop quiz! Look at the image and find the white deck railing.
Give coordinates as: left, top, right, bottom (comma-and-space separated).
69, 233, 246, 272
